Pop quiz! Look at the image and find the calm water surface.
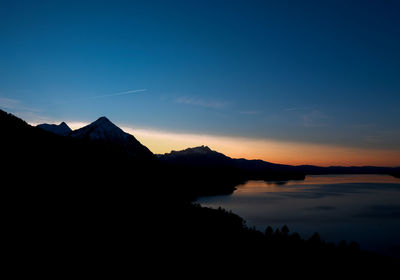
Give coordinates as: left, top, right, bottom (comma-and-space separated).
197, 174, 400, 257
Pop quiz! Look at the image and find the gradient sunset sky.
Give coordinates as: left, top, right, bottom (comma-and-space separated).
1, 0, 400, 166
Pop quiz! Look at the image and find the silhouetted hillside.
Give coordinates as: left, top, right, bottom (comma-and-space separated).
158, 145, 233, 167
159, 146, 400, 181
1, 109, 398, 273
158, 145, 305, 195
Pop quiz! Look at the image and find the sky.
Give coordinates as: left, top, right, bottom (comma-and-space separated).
1, 0, 400, 166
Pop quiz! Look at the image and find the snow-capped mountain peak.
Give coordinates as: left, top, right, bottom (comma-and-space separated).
69, 116, 128, 141
69, 116, 153, 159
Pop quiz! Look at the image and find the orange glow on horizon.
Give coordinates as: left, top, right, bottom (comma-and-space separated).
122, 126, 400, 167
32, 121, 400, 167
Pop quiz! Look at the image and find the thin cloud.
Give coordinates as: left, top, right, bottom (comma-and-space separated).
301, 110, 328, 128
87, 89, 147, 100
0, 97, 39, 112
0, 97, 41, 112
239, 110, 262, 115
284, 107, 310, 112
0, 97, 19, 109
175, 96, 228, 109
56, 89, 148, 105
283, 106, 328, 128
0, 96, 45, 122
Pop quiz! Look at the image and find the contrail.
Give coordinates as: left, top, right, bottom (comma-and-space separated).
87, 89, 147, 99
55, 89, 148, 105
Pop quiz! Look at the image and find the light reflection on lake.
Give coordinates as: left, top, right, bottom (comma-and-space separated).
197, 174, 400, 257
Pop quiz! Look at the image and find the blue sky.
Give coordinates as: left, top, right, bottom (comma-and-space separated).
1, 0, 400, 165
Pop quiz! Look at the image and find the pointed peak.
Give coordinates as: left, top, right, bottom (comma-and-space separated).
59, 121, 71, 129
70, 115, 126, 140
89, 116, 119, 129
94, 116, 112, 124
67, 115, 153, 158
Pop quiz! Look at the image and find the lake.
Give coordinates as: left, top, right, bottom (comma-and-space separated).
197, 174, 400, 257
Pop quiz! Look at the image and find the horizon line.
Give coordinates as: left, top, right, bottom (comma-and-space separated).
25, 117, 400, 168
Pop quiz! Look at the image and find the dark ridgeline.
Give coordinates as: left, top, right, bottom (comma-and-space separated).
159, 146, 400, 183
1, 109, 398, 274
157, 145, 305, 197
37, 121, 72, 136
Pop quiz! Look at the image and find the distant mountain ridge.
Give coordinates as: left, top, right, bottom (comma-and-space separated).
158, 145, 400, 178
36, 116, 400, 178
158, 145, 302, 171
157, 145, 232, 167
37, 122, 72, 136
158, 145, 305, 184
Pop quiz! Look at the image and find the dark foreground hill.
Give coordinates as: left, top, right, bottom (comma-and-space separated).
1, 109, 398, 275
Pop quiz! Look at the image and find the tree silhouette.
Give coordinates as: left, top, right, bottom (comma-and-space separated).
265, 226, 273, 238
281, 225, 289, 236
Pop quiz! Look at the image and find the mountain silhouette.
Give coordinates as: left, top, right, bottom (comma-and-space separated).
159, 145, 300, 171
158, 145, 305, 197
40, 116, 154, 160
158, 145, 232, 167
37, 121, 72, 136
1, 109, 398, 272
159, 145, 400, 179
1, 110, 153, 186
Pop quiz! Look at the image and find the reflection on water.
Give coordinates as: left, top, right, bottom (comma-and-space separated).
197, 174, 400, 257
250, 174, 400, 189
